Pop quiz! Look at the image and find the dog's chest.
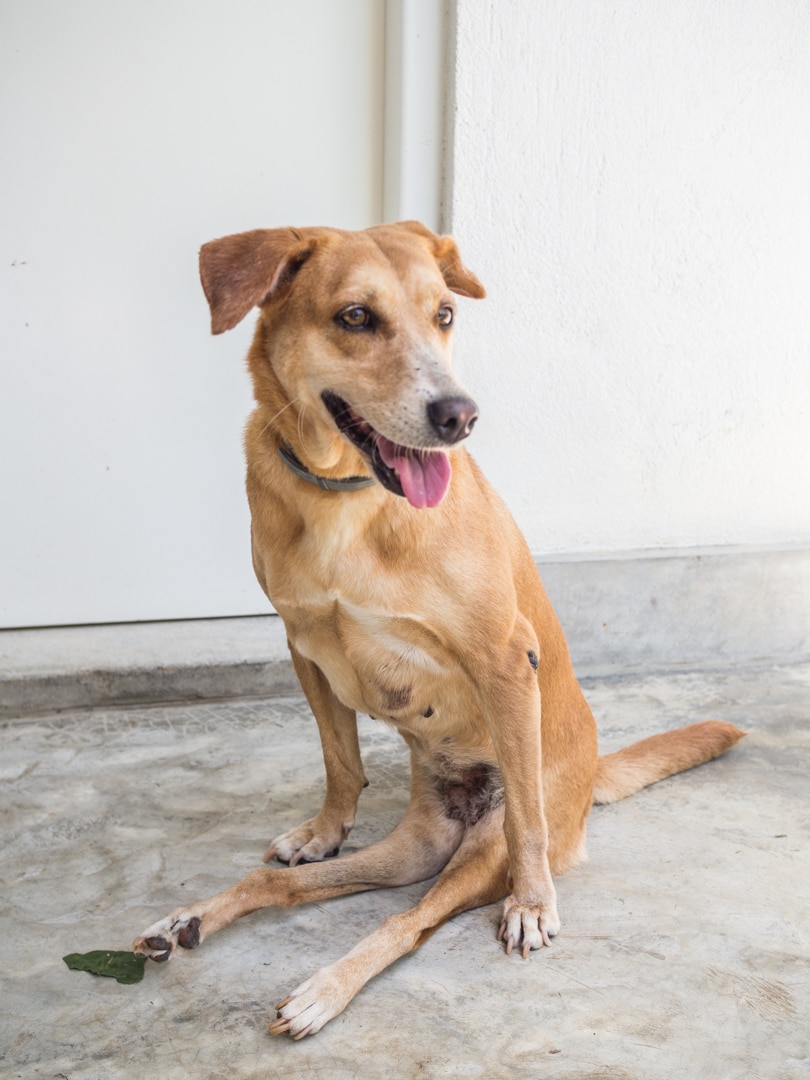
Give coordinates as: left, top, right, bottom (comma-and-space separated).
264, 506, 484, 739
285, 597, 446, 715
282, 601, 488, 759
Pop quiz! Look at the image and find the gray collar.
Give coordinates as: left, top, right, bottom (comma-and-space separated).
278, 444, 376, 492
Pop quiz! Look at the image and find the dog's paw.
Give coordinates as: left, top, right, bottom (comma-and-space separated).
132, 909, 205, 962
269, 967, 349, 1039
497, 894, 561, 959
263, 818, 351, 866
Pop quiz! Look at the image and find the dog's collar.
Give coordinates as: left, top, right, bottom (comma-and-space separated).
278, 444, 376, 492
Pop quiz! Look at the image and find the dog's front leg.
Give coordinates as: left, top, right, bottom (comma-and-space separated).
264, 644, 367, 865
475, 625, 560, 958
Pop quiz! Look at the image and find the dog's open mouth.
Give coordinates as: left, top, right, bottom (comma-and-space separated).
322, 391, 451, 509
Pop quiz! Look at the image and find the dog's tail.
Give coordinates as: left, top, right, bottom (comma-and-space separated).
592, 720, 745, 805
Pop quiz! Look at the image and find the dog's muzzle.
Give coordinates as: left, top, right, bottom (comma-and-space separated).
322, 391, 478, 509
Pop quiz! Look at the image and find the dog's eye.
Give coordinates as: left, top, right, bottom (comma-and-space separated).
338, 305, 372, 330
438, 305, 454, 328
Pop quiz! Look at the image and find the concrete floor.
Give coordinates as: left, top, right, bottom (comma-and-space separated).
1, 663, 808, 1080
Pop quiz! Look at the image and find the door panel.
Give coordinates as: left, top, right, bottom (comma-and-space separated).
0, 0, 385, 626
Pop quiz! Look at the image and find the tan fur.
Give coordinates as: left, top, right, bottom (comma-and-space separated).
133, 221, 745, 1038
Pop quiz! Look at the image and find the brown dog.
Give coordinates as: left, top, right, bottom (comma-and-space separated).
133, 221, 744, 1038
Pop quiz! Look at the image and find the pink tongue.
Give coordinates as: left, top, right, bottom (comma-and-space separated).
377, 437, 451, 509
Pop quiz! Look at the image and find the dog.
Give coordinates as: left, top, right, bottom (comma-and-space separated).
133, 220, 744, 1038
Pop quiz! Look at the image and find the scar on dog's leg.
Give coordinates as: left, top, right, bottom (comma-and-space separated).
133, 784, 463, 963
266, 647, 367, 865
270, 812, 510, 1039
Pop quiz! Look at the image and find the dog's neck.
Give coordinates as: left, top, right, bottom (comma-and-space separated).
277, 443, 376, 492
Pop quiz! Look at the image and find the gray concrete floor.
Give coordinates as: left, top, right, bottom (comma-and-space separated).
2, 663, 808, 1079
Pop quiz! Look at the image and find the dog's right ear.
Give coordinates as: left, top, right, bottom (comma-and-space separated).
199, 228, 314, 335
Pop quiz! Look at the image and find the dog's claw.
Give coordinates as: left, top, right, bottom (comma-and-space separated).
497, 920, 519, 957
269, 1016, 291, 1037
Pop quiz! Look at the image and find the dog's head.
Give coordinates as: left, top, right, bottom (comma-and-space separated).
199, 221, 486, 508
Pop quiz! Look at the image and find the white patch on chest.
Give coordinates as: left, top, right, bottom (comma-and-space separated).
338, 601, 443, 672
288, 596, 447, 719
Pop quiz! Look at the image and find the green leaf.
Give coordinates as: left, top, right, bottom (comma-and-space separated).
63, 950, 147, 984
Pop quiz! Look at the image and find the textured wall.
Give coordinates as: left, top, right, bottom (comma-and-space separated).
448, 1, 810, 555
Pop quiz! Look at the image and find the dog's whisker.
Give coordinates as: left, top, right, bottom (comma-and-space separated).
259, 396, 303, 439
296, 404, 308, 447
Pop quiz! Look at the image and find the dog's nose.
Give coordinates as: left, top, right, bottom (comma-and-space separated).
427, 397, 479, 444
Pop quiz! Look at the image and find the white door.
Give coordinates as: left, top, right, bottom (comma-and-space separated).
0, 0, 387, 627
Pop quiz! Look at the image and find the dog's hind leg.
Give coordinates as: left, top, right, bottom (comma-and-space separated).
133, 763, 463, 963
265, 644, 367, 865
269, 810, 510, 1039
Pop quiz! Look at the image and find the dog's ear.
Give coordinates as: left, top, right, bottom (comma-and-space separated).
199, 228, 315, 335
433, 235, 486, 299
394, 221, 486, 300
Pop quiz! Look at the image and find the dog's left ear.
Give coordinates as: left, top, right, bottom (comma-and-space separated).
395, 221, 486, 299
433, 235, 487, 299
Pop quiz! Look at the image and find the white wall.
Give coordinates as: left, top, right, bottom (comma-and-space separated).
3, 1, 808, 632
448, 0, 810, 555
0, 0, 384, 627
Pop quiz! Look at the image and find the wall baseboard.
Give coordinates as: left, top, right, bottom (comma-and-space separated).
538, 544, 810, 678
1, 546, 807, 718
